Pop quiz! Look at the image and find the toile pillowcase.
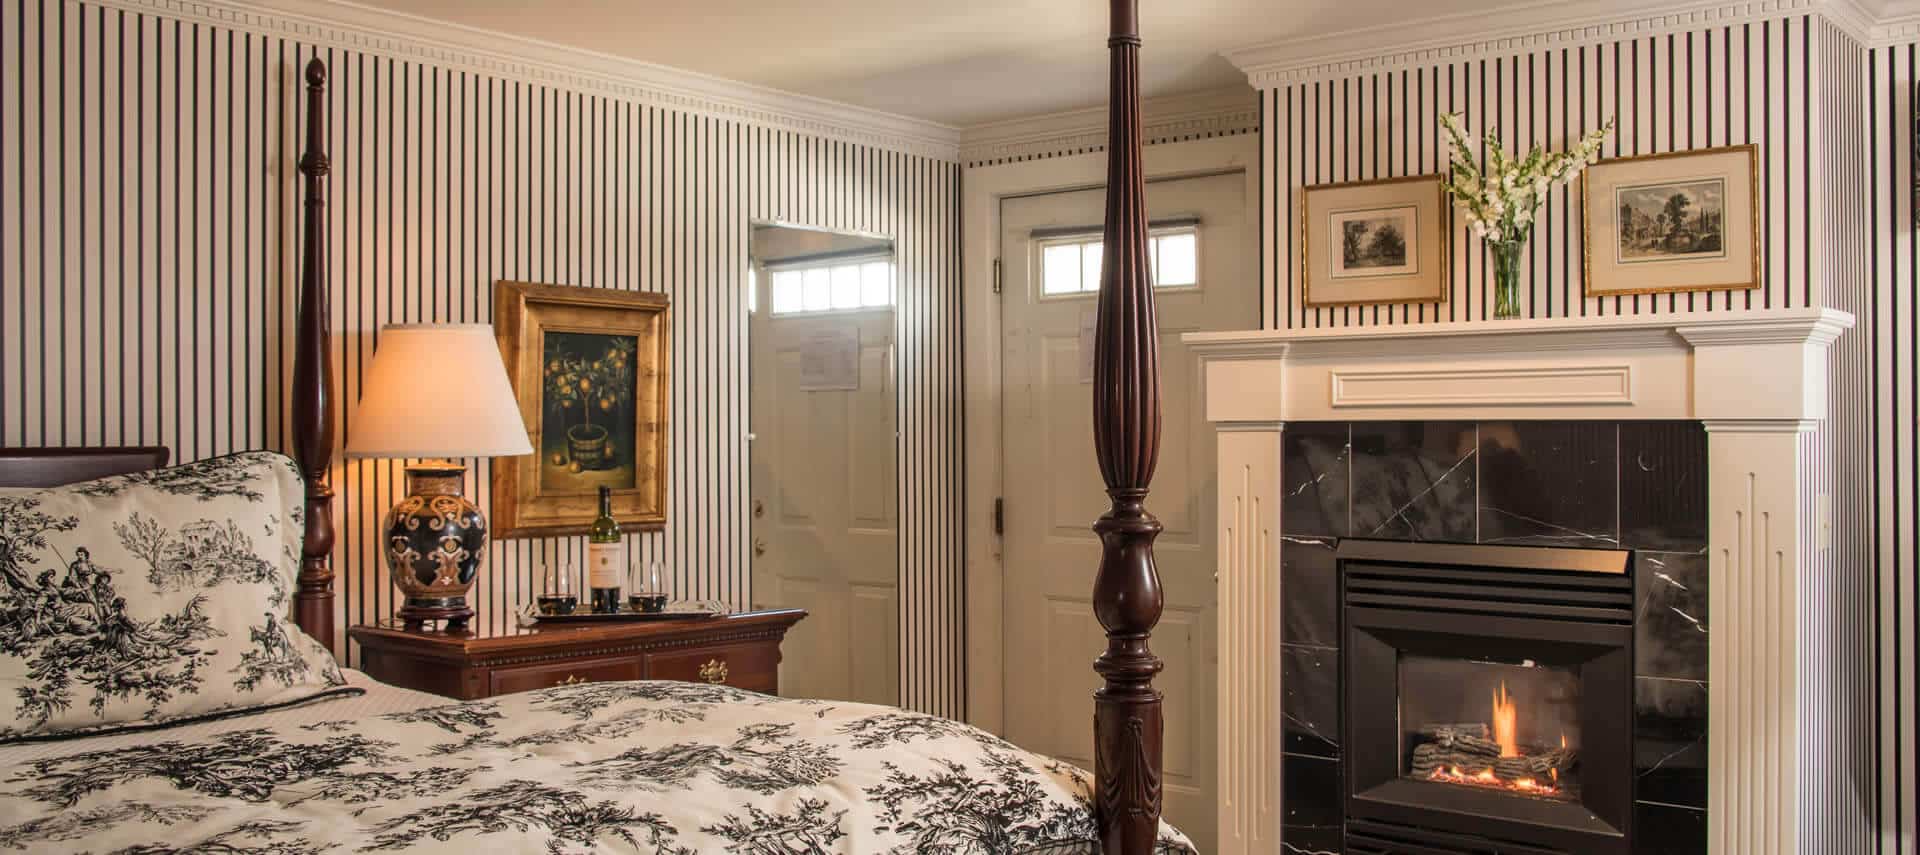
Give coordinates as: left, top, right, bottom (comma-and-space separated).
0, 451, 353, 742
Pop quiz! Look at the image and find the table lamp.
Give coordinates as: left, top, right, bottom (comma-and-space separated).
345, 323, 533, 629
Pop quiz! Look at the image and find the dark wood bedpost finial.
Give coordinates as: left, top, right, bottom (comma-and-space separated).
292, 56, 336, 650
1092, 0, 1164, 853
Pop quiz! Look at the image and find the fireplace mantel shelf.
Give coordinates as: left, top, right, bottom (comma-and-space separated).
1184, 307, 1853, 425
1195, 306, 1853, 855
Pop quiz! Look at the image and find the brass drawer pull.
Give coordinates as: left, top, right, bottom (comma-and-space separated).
697, 659, 729, 684
557, 674, 586, 687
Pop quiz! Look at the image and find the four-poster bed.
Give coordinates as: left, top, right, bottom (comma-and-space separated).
1088, 0, 1170, 851
0, 3, 1174, 851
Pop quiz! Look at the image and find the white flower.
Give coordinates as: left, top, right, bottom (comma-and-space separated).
1438, 112, 1614, 249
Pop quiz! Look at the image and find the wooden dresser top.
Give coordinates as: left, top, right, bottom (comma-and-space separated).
348, 608, 807, 661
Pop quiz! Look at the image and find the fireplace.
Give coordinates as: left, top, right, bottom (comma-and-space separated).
1197, 310, 1849, 854
1339, 539, 1634, 854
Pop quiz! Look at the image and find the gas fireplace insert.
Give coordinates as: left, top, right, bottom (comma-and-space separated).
1337, 539, 1634, 855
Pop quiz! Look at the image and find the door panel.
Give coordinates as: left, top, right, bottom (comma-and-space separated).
999, 170, 1254, 854
751, 305, 898, 707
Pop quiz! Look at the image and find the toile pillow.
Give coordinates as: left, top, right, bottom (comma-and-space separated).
0, 451, 351, 742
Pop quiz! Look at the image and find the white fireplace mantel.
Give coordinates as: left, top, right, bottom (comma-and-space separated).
1187, 307, 1854, 855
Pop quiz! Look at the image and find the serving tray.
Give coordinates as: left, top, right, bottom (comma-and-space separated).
516, 601, 721, 626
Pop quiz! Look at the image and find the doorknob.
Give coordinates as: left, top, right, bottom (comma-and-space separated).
753, 537, 768, 556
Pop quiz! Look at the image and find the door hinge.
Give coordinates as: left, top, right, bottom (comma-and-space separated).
992, 258, 1003, 294
993, 497, 1004, 535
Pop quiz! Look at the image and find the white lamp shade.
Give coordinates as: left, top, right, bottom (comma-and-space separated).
344, 324, 535, 459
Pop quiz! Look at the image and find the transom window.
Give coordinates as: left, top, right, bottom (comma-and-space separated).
766, 256, 895, 316
1036, 224, 1199, 296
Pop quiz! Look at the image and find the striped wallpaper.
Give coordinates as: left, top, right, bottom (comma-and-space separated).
1253, 8, 1912, 850
1864, 32, 1920, 854
1816, 18, 1886, 852
0, 0, 965, 717
1259, 14, 1824, 329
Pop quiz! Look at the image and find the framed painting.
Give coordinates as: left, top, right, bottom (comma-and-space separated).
1581, 145, 1760, 297
1302, 174, 1448, 307
492, 281, 670, 538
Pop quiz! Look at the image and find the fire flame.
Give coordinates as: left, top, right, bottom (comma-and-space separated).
1425, 765, 1560, 796
1420, 685, 1572, 796
1492, 681, 1519, 758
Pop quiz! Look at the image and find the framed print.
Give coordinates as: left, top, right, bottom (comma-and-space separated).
492, 280, 670, 538
1581, 145, 1759, 297
1303, 174, 1448, 307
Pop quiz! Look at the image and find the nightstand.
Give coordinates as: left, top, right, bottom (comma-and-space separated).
348, 609, 807, 700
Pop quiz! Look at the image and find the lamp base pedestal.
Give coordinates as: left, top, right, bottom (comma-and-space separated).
398, 599, 475, 632
383, 460, 488, 633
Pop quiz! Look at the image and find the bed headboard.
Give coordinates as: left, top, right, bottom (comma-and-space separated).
0, 447, 171, 487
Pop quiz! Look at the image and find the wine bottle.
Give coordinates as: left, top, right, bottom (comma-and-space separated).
588, 485, 623, 613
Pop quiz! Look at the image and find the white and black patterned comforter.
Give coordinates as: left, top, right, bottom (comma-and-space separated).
0, 680, 1195, 854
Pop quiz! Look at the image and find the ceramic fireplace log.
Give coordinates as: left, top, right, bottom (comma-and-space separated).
1493, 757, 1536, 781
1416, 722, 1491, 740
1409, 742, 1579, 781
1420, 728, 1501, 757
1526, 747, 1578, 775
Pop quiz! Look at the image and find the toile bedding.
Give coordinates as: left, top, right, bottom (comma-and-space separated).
0, 678, 1197, 853
0, 452, 349, 741
0, 454, 1194, 852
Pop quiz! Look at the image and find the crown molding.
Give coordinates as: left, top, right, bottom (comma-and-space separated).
92, 0, 962, 160
1872, 2, 1920, 42
1877, 17, 1920, 41
958, 88, 1257, 165
1226, 0, 1877, 87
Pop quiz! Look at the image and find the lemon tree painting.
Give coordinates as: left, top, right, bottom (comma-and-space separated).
540, 331, 639, 492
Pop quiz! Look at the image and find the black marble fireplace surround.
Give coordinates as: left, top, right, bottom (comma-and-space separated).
1281, 421, 1708, 854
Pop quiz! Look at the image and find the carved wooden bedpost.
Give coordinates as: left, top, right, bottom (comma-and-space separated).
291, 57, 336, 649
1091, 1, 1164, 852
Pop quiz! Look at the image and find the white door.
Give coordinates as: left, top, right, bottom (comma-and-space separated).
999, 170, 1254, 854
750, 303, 899, 705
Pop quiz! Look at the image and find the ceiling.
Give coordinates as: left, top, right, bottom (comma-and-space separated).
345, 0, 1547, 127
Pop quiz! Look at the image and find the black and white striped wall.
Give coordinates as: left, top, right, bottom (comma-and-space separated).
1860, 26, 1920, 853
1249, 5, 1911, 850
1258, 11, 1827, 328
0, 0, 965, 718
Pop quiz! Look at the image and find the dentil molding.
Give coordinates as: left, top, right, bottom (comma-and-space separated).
958, 88, 1258, 166
87, 0, 963, 160
1225, 0, 1883, 87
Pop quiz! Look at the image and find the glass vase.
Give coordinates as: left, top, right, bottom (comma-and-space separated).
1490, 240, 1523, 320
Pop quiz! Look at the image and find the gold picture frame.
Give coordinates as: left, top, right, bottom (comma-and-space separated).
492, 280, 670, 538
1581, 145, 1761, 297
1302, 173, 1449, 307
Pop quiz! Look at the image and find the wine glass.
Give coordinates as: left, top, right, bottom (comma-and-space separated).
628, 560, 667, 613
537, 565, 578, 616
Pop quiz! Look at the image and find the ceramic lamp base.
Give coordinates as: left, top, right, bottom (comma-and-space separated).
383, 460, 488, 631
397, 599, 475, 630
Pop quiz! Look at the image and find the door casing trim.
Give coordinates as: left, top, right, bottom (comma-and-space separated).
961, 134, 1261, 732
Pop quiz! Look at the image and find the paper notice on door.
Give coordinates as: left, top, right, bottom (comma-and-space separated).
1079, 310, 1097, 384
799, 327, 860, 391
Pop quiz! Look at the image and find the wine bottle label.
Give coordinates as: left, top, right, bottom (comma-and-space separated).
588, 542, 623, 590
